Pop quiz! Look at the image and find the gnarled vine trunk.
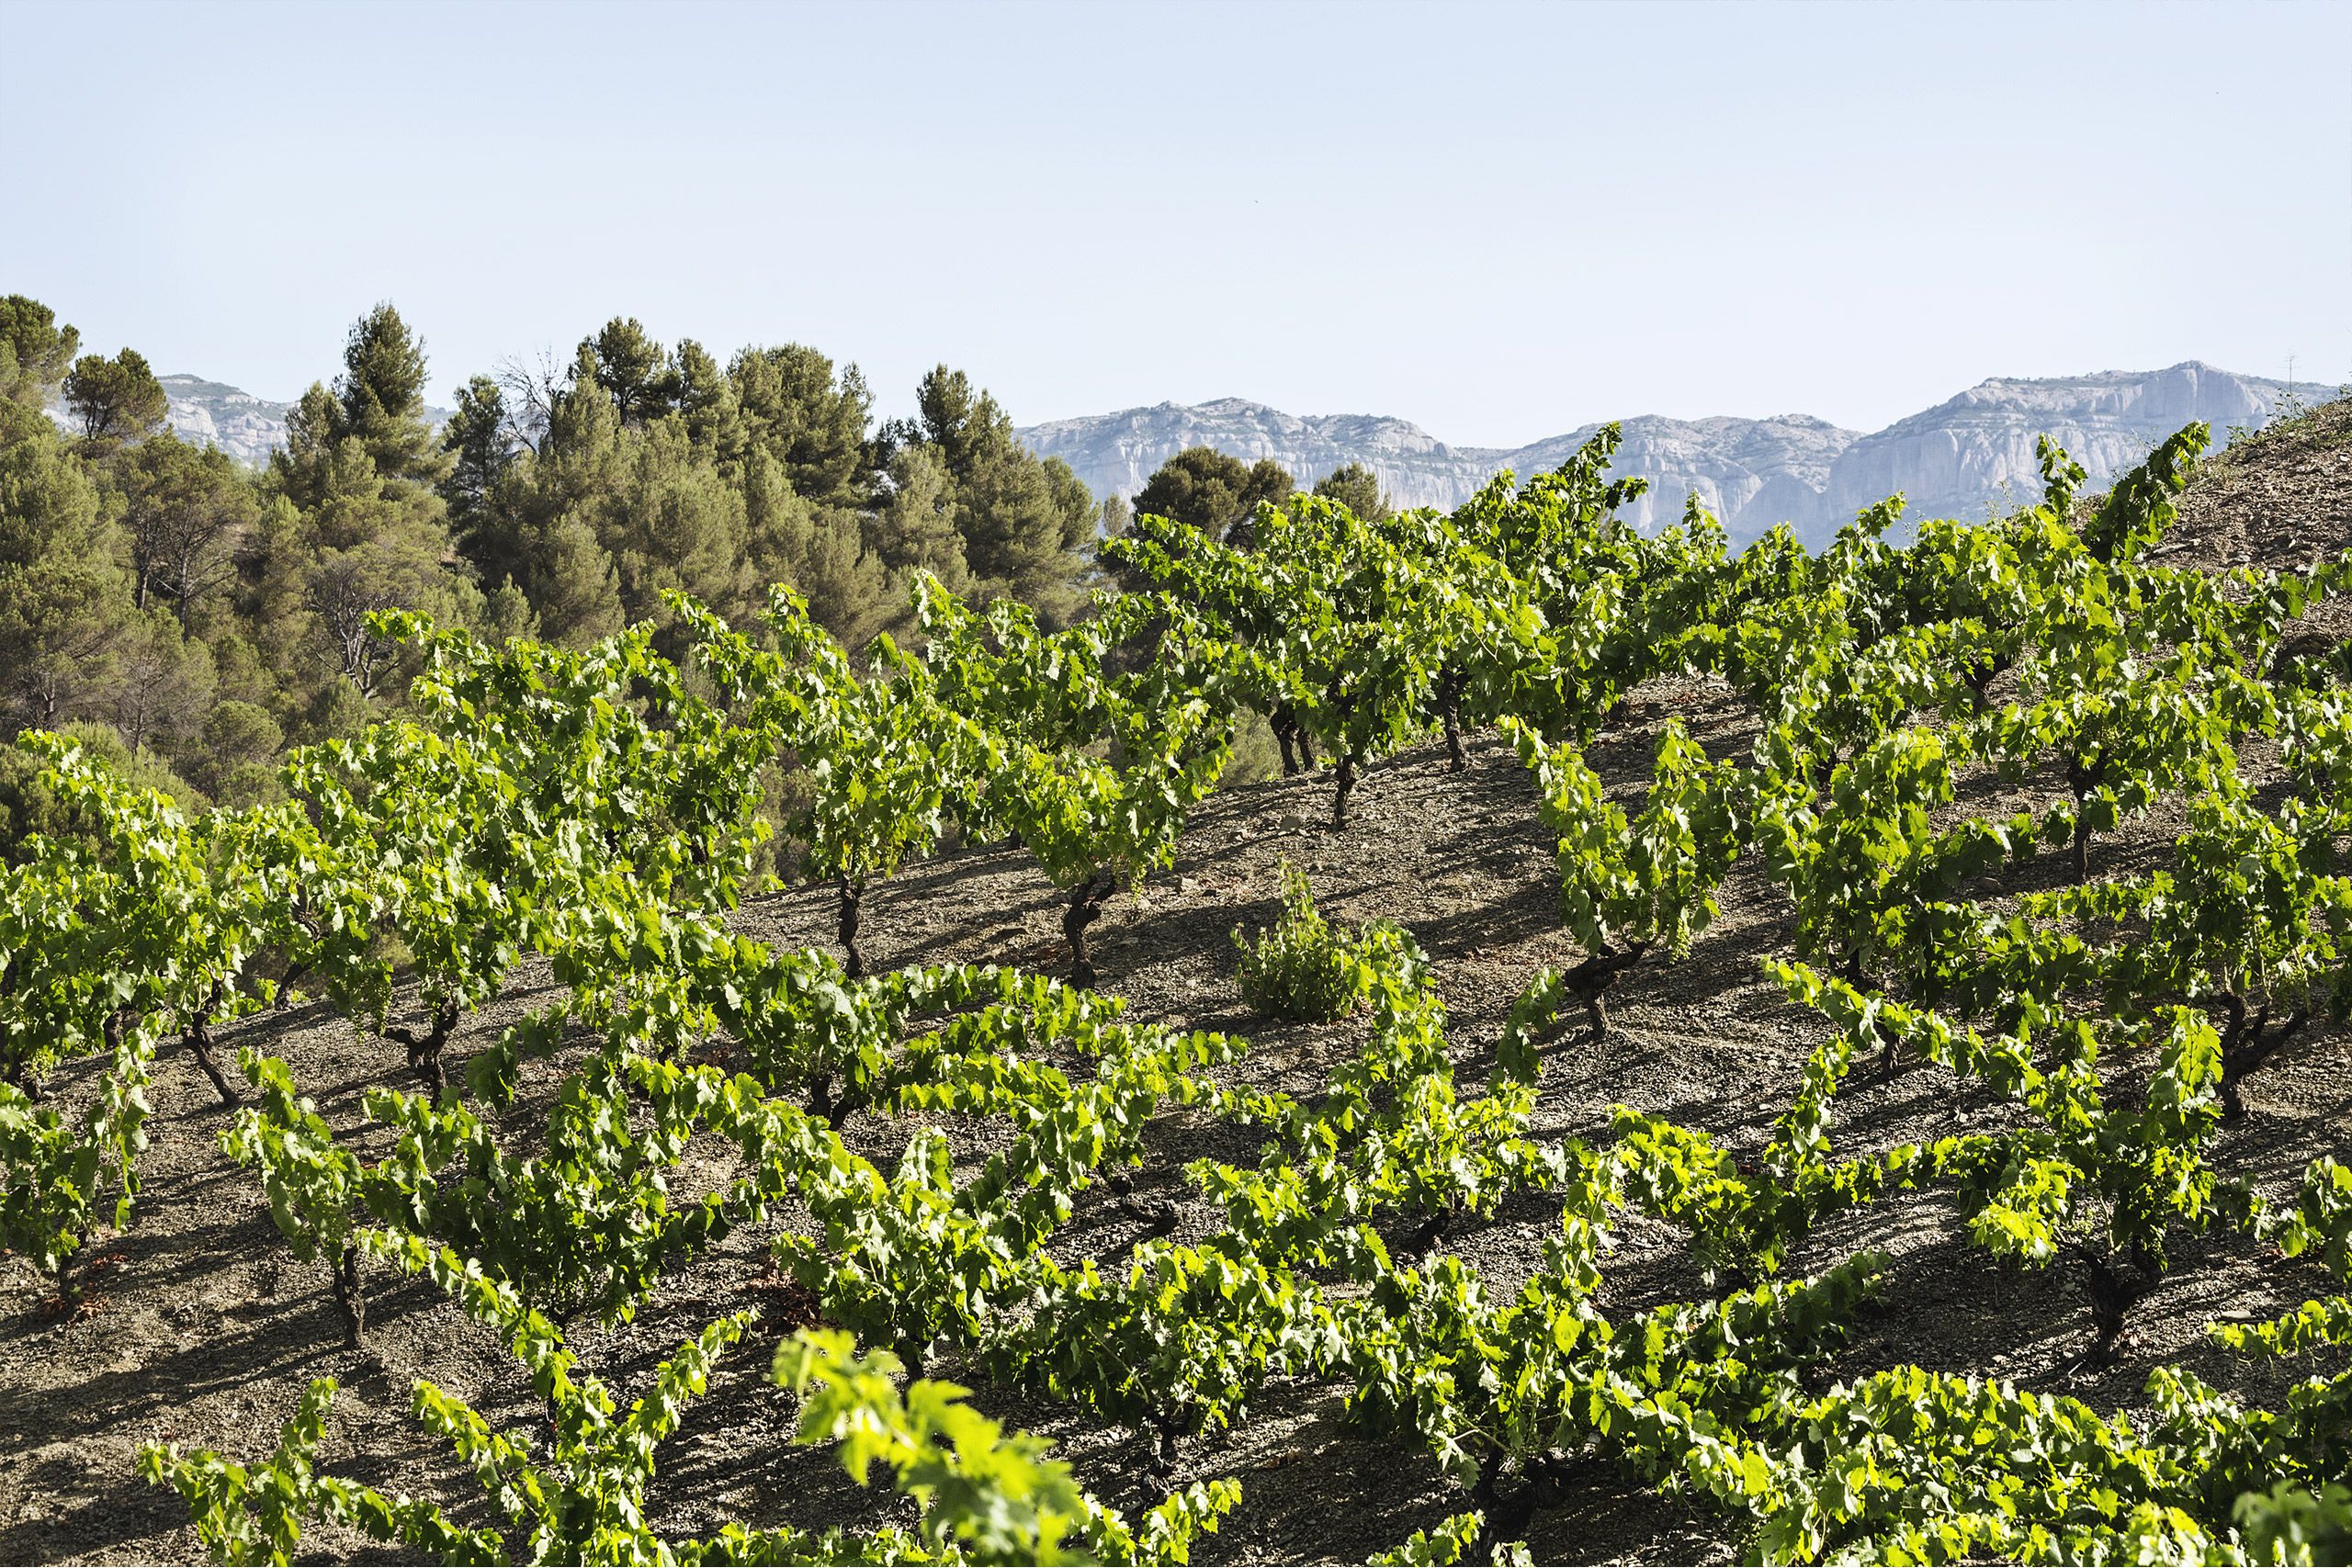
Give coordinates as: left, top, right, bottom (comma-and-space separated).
389, 997, 460, 1099
1330, 751, 1358, 829
2064, 752, 2109, 885
2218, 995, 2307, 1122
1563, 941, 1650, 1042
183, 986, 240, 1109
1064, 870, 1119, 989
334, 1241, 366, 1348
836, 872, 866, 980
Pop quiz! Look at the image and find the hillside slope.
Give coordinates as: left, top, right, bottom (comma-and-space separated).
1, 399, 2347, 1565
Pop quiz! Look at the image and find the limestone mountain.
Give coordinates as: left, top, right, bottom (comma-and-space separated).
151, 375, 296, 466
51, 374, 451, 467
1019, 363, 2324, 547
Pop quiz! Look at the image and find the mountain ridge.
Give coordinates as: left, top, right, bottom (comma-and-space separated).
129, 362, 2326, 548
1020, 362, 2323, 546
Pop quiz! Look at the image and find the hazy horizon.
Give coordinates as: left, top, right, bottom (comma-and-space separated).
9, 0, 2347, 446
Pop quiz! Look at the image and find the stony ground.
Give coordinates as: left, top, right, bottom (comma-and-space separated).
5, 398, 2351, 1566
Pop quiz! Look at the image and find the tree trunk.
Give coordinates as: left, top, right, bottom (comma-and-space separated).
334, 1241, 366, 1348
1331, 751, 1358, 829
1064, 873, 1115, 988
1296, 728, 1317, 770
1438, 669, 1468, 773
2075, 1243, 2158, 1364
836, 873, 865, 980
2219, 1000, 2304, 1122
390, 998, 459, 1099
183, 1005, 241, 1109
2064, 753, 2104, 885
2, 1055, 40, 1105
1565, 942, 1649, 1043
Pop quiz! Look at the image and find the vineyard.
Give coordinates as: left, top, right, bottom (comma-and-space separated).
5, 396, 2352, 1565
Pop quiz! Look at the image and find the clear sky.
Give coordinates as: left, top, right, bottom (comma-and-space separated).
7, 0, 2346, 445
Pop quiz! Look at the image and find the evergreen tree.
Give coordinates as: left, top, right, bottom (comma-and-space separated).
192, 698, 284, 805
269, 383, 349, 513
439, 374, 517, 563
1133, 446, 1293, 542
334, 302, 451, 489
528, 514, 626, 646
1313, 461, 1393, 523
731, 344, 876, 506
255, 307, 468, 722
0, 295, 78, 406
0, 399, 107, 569
62, 348, 168, 446
741, 448, 893, 645
304, 534, 448, 699
109, 605, 217, 759
866, 443, 971, 595
460, 344, 631, 643
0, 388, 137, 734
116, 434, 257, 621
0, 557, 131, 733
587, 316, 678, 426
597, 416, 751, 626
673, 338, 745, 464
904, 365, 1095, 617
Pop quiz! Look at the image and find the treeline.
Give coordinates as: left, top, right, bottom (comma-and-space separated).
0, 292, 1396, 847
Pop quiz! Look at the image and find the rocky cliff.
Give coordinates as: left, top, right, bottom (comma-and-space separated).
81, 375, 447, 467
1815, 363, 2304, 531
1020, 363, 2324, 547
154, 375, 295, 466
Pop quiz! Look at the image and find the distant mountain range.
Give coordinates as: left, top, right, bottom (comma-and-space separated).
124, 361, 2324, 549
1017, 363, 2324, 547
150, 376, 300, 466
49, 376, 452, 468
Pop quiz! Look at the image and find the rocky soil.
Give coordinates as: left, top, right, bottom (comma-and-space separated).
4, 397, 2351, 1565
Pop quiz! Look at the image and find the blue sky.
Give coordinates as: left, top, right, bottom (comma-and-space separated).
7, 0, 2346, 444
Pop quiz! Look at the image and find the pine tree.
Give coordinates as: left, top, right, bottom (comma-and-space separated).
741, 449, 894, 645
730, 344, 876, 506
673, 339, 745, 464
1133, 446, 1293, 543
904, 365, 1095, 618
597, 418, 752, 626
439, 374, 517, 562
62, 348, 168, 447
0, 296, 79, 406
527, 513, 625, 646
1313, 461, 1392, 523
334, 302, 452, 490
115, 434, 256, 621
0, 557, 133, 733
587, 316, 679, 426
865, 443, 971, 596
0, 389, 137, 733
109, 605, 216, 759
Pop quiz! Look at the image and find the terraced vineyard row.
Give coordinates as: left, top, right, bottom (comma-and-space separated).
11, 418, 2352, 1562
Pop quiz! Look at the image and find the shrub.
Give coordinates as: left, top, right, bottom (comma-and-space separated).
1233, 860, 1391, 1022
